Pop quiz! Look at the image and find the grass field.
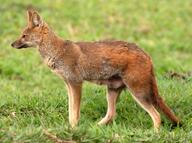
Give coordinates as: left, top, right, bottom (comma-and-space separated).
1, 0, 192, 142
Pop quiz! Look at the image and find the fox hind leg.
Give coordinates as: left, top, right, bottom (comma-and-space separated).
132, 93, 161, 131
98, 87, 123, 125
123, 78, 161, 131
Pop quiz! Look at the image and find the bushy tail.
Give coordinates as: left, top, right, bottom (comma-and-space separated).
151, 69, 180, 124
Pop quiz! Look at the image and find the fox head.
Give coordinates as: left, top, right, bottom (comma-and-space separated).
11, 9, 49, 49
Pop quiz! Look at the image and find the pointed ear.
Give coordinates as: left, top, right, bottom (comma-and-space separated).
27, 9, 33, 21
32, 11, 43, 27
27, 9, 43, 27
27, 9, 33, 27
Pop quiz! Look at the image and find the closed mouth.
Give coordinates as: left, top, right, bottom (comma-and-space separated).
16, 44, 29, 49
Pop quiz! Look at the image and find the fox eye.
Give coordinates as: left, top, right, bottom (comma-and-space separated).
22, 34, 27, 38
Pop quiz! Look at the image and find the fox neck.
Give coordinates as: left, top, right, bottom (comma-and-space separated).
38, 30, 64, 59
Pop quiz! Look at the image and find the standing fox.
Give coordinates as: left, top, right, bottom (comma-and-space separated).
11, 9, 180, 131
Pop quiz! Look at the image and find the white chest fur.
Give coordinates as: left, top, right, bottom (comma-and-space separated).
43, 56, 82, 81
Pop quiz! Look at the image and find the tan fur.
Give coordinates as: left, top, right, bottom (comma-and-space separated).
11, 9, 180, 130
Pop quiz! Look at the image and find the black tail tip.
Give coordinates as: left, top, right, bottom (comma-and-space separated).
170, 121, 183, 129
162, 121, 183, 130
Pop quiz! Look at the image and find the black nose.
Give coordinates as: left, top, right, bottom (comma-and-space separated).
11, 42, 15, 47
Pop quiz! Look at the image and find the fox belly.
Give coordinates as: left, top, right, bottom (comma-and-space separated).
89, 75, 125, 89
58, 65, 122, 83
48, 59, 123, 83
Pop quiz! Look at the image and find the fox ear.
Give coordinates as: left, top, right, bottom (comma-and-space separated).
32, 11, 43, 27
27, 9, 33, 22
27, 9, 43, 27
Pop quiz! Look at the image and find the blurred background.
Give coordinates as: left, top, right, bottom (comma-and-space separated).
0, 0, 192, 142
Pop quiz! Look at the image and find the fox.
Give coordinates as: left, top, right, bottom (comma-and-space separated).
11, 9, 180, 131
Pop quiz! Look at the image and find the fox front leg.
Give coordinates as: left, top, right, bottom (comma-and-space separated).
65, 81, 82, 128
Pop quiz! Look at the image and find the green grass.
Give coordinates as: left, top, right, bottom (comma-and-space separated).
1, 0, 192, 142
